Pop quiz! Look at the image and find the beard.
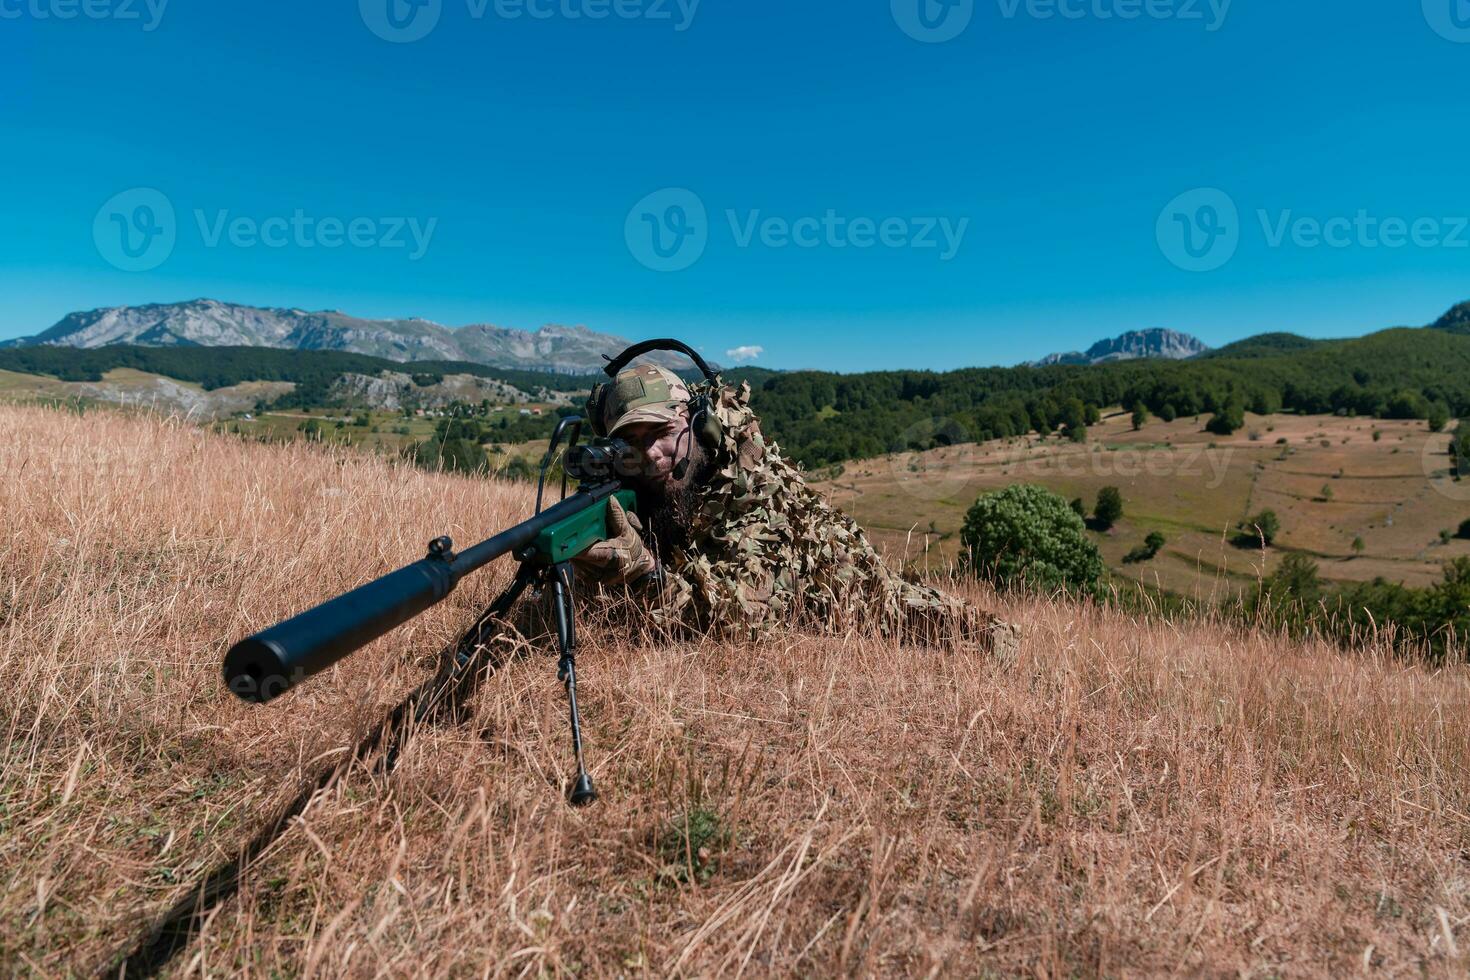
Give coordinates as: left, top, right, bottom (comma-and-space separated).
636, 443, 716, 561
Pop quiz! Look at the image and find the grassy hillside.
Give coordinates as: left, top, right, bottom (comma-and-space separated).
816, 408, 1470, 595
4, 404, 1470, 975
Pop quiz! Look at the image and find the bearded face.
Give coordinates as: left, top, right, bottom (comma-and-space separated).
615, 408, 716, 558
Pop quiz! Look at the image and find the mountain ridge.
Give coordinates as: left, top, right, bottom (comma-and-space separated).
1030, 327, 1210, 367
6, 299, 692, 374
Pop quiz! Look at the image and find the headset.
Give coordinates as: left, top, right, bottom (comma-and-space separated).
588, 339, 725, 461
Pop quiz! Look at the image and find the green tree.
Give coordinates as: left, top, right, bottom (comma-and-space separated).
1250, 552, 1323, 628
1206, 397, 1245, 436
1093, 486, 1124, 529
1454, 427, 1470, 477
1352, 536, 1366, 556
1238, 509, 1281, 547
960, 484, 1104, 597
1428, 402, 1450, 432
1131, 401, 1149, 431
1159, 404, 1178, 423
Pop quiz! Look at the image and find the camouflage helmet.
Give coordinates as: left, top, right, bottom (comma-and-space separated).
589, 363, 692, 437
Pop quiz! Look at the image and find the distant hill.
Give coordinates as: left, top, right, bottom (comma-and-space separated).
1032, 328, 1209, 367
4, 299, 694, 375
1432, 301, 1470, 334
1199, 332, 1324, 359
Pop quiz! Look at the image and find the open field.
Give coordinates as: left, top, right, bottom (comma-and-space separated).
4, 403, 1470, 976
814, 410, 1470, 597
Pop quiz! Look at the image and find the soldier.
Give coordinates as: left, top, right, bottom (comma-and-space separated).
574, 362, 1018, 655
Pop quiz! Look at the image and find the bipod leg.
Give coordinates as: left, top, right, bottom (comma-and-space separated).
379, 560, 542, 773
550, 562, 597, 806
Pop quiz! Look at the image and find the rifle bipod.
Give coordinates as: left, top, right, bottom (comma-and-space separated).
386, 551, 598, 806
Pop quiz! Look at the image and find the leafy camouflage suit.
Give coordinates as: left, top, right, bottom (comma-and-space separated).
617, 376, 1017, 654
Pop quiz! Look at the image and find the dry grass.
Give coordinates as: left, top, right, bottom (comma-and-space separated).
5, 402, 1470, 977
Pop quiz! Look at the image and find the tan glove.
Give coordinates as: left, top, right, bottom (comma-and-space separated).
572, 496, 658, 587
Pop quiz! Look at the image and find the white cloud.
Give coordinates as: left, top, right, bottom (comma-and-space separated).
725, 345, 764, 363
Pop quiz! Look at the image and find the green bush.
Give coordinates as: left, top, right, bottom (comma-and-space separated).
1236, 509, 1281, 547
1123, 530, 1167, 565
960, 484, 1104, 597
1205, 399, 1244, 436
1094, 486, 1124, 528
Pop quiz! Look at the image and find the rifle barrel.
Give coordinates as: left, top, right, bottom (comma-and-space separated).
223, 482, 621, 703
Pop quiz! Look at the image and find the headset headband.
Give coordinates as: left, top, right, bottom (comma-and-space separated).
602, 339, 719, 383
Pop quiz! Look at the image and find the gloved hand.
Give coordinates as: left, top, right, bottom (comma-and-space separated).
572, 496, 658, 587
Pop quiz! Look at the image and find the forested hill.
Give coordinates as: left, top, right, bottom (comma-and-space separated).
743, 324, 1470, 466
5, 315, 1469, 471
0, 345, 596, 401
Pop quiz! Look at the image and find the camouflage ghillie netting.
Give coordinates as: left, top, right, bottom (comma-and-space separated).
654, 381, 1019, 655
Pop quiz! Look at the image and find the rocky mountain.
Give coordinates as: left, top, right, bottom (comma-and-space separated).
1431, 301, 1470, 334
7, 299, 690, 374
1032, 328, 1209, 367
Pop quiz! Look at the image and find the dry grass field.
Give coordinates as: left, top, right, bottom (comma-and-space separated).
5, 403, 1470, 977
817, 410, 1470, 599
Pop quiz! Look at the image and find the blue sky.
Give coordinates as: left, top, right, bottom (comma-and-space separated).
1, 0, 1467, 371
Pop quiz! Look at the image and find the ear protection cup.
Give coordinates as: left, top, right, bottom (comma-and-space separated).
689, 393, 723, 450
587, 383, 611, 437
